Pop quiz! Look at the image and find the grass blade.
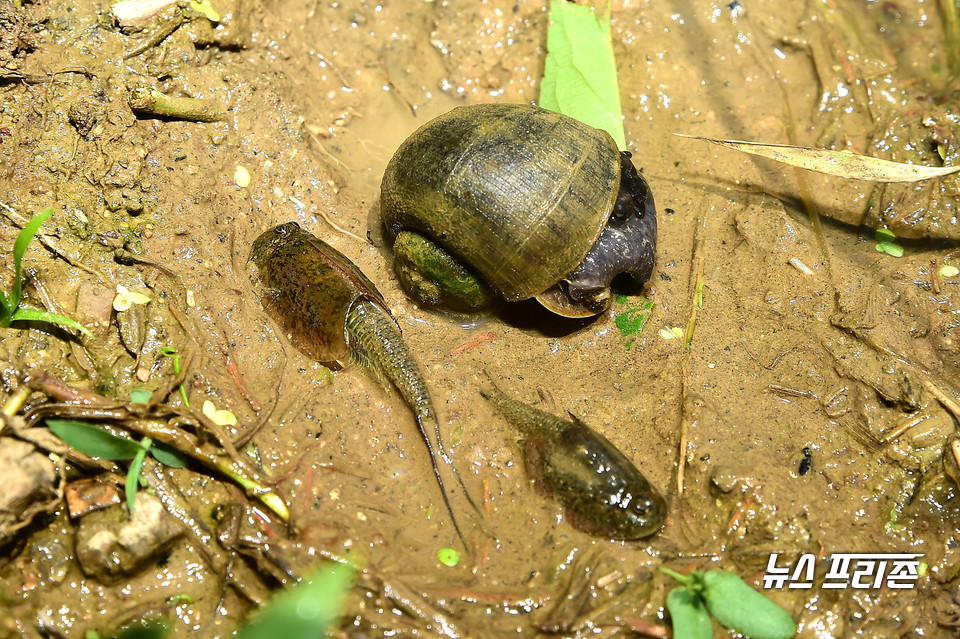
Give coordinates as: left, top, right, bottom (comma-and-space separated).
9, 307, 92, 336
10, 206, 53, 311
675, 134, 960, 182
127, 437, 151, 513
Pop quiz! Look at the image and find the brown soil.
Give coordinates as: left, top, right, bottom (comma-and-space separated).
1, 0, 960, 637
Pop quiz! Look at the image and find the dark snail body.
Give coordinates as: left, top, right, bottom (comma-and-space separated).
481, 383, 666, 540
380, 103, 657, 317
248, 223, 468, 543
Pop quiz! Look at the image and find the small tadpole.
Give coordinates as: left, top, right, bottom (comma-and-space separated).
798, 447, 813, 476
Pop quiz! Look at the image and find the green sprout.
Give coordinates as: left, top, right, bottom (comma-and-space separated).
160, 346, 190, 406
661, 567, 796, 639
875, 228, 904, 258
0, 207, 91, 336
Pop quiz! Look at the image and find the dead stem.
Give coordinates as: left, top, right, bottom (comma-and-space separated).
677, 211, 706, 496
881, 412, 931, 444
767, 384, 814, 399
379, 57, 417, 116
22, 368, 116, 406
140, 459, 274, 607
939, 0, 960, 79
316, 206, 366, 243
209, 321, 262, 412
0, 67, 93, 84
2, 385, 32, 417
922, 378, 960, 421
122, 12, 185, 59
726, 486, 761, 535
305, 128, 354, 174
128, 87, 226, 122
832, 317, 960, 422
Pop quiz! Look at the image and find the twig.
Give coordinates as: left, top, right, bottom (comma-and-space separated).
923, 378, 960, 421
122, 12, 185, 59
379, 57, 417, 116
128, 86, 226, 122
881, 412, 931, 444
0, 66, 93, 84
677, 210, 707, 496
22, 368, 115, 406
2, 385, 32, 417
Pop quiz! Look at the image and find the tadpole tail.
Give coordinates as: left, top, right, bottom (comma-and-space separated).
480, 383, 565, 435
346, 299, 473, 548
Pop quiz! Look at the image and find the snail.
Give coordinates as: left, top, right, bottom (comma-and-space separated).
380, 103, 658, 318
248, 222, 471, 544
481, 380, 666, 539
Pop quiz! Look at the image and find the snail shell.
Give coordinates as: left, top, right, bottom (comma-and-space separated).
380, 103, 657, 317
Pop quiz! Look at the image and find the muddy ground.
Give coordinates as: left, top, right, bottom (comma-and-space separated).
1, 0, 960, 636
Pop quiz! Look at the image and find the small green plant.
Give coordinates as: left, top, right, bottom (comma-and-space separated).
1, 207, 91, 335
160, 346, 190, 406
614, 296, 654, 350
661, 567, 796, 639
875, 228, 904, 257
47, 418, 187, 513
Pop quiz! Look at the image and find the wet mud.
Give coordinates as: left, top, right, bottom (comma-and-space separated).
1, 0, 960, 637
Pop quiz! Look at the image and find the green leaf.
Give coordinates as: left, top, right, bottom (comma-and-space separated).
189, 0, 220, 22
127, 437, 151, 513
149, 443, 189, 468
0, 206, 91, 335
130, 388, 153, 404
47, 419, 145, 460
666, 587, 714, 639
8, 306, 92, 336
10, 207, 53, 312
700, 570, 796, 639
876, 241, 904, 258
108, 621, 169, 639
875, 228, 897, 242
236, 562, 355, 639
874, 228, 904, 257
437, 548, 460, 567
540, 0, 625, 150
674, 134, 960, 182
